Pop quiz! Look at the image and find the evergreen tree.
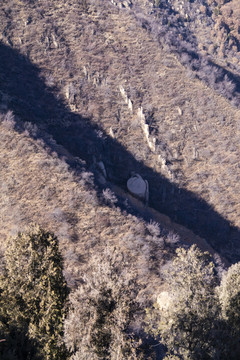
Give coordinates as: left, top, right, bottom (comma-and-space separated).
146, 245, 240, 359
147, 246, 222, 359
0, 225, 69, 360
218, 262, 240, 357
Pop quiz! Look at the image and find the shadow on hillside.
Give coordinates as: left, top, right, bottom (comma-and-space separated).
0, 42, 239, 262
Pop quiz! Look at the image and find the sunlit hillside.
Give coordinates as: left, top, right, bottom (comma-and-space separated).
0, 1, 240, 359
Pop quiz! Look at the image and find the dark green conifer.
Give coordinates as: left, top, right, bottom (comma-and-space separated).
0, 225, 69, 360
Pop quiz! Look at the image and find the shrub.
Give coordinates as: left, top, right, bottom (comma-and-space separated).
64, 248, 142, 360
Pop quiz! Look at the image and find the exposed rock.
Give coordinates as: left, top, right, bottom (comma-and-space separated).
119, 85, 133, 112
111, 0, 132, 9
137, 107, 156, 152
109, 127, 115, 138
97, 161, 107, 179
127, 173, 149, 203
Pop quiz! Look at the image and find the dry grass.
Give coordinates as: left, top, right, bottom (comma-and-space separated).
1, 3, 239, 355
0, 0, 239, 262
0, 112, 174, 298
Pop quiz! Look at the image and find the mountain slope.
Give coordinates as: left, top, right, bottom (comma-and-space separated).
0, 0, 239, 263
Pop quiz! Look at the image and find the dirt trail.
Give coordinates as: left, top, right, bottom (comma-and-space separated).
110, 183, 230, 266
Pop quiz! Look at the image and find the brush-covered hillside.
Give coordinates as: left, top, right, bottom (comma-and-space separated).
0, 0, 240, 359
0, 0, 240, 261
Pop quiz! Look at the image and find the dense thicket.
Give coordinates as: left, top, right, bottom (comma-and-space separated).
146, 245, 240, 359
0, 226, 69, 360
135, 0, 240, 106
0, 225, 239, 360
64, 248, 144, 360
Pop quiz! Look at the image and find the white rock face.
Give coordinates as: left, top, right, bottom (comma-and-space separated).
111, 0, 132, 8
119, 85, 133, 112
137, 107, 156, 152
127, 173, 149, 202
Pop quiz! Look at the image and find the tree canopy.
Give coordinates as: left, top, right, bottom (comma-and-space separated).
146, 245, 240, 360
64, 248, 142, 360
0, 225, 69, 360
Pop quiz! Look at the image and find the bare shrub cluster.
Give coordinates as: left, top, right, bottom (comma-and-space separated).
133, 0, 240, 106
64, 248, 144, 360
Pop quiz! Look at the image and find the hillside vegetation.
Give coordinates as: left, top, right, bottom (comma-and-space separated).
0, 0, 239, 261
0, 0, 240, 358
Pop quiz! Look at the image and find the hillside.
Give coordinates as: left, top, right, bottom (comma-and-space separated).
0, 0, 240, 358
0, 110, 173, 291
0, 0, 239, 263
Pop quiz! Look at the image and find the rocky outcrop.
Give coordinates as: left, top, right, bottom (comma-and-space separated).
127, 173, 149, 203
110, 0, 133, 9
137, 107, 156, 153
119, 85, 133, 112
